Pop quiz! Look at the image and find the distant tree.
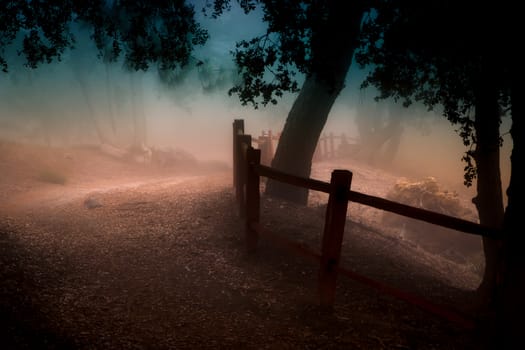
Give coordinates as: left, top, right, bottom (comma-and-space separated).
197, 58, 239, 94
355, 0, 523, 345
0, 0, 208, 136
353, 100, 404, 166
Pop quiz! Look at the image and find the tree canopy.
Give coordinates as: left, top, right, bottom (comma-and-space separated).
208, 0, 368, 108
355, 0, 515, 186
0, 0, 208, 74
354, 1, 524, 345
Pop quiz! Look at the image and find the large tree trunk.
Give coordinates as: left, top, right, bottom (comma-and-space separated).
265, 2, 365, 204
495, 59, 525, 347
266, 75, 346, 204
472, 72, 504, 304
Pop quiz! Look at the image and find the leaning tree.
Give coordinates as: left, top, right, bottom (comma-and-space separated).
210, 0, 370, 204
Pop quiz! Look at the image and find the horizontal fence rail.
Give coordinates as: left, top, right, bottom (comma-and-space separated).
254, 163, 498, 239
347, 191, 499, 238
254, 164, 331, 193
232, 119, 501, 330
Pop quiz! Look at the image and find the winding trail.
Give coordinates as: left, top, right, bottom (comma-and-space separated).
3, 175, 201, 213
0, 141, 487, 349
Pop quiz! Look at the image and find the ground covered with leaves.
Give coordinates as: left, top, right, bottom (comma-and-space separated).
0, 140, 490, 349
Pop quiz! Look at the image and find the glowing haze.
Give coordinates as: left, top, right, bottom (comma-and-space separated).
0, 2, 511, 201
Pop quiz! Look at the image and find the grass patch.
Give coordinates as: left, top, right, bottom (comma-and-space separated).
37, 169, 67, 185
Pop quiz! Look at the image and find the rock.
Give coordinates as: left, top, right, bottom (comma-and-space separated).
99, 143, 127, 159
84, 196, 102, 209
126, 142, 153, 164
151, 147, 198, 168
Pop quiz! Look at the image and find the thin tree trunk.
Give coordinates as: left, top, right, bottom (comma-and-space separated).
380, 117, 403, 165
74, 70, 108, 144
105, 62, 117, 135
130, 72, 146, 148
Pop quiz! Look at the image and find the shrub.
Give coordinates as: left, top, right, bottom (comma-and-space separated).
37, 169, 67, 185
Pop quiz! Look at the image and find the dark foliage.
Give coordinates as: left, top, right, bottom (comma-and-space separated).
0, 0, 208, 74
355, 0, 518, 186
208, 0, 368, 108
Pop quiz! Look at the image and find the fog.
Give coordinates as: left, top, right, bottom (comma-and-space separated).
0, 2, 512, 203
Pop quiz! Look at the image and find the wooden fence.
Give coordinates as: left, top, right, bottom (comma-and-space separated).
232, 119, 500, 329
248, 126, 357, 165
251, 129, 279, 166
313, 132, 358, 161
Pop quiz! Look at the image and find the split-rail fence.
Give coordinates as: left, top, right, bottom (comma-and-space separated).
232, 119, 500, 329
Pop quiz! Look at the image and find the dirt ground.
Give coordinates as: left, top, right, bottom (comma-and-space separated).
0, 140, 491, 349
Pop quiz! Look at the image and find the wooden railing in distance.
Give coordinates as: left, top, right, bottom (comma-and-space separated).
251, 128, 358, 163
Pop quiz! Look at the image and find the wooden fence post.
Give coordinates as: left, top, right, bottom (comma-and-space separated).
319, 169, 352, 308
268, 129, 274, 159
233, 119, 244, 191
322, 134, 327, 160
329, 132, 335, 159
256, 130, 274, 166
258, 134, 268, 166
237, 134, 252, 218
245, 147, 261, 252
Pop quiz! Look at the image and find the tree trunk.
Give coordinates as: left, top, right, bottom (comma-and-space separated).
130, 71, 146, 148
380, 117, 403, 165
365, 115, 403, 166
495, 59, 525, 348
266, 75, 344, 204
73, 69, 108, 145
473, 74, 504, 304
265, 2, 365, 204
105, 62, 117, 135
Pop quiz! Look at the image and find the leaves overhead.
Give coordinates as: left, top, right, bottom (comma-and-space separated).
355, 0, 518, 186
210, 0, 359, 108
0, 0, 208, 74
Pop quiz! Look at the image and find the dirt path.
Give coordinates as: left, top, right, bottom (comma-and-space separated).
3, 174, 200, 213
0, 141, 489, 349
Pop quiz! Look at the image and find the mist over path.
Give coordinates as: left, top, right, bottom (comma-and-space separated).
0, 141, 228, 213
0, 141, 486, 349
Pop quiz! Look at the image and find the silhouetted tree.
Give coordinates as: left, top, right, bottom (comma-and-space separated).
355, 0, 523, 345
